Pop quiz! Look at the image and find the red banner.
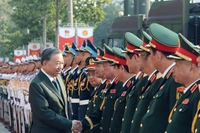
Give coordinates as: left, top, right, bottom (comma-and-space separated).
28, 43, 40, 57
77, 28, 94, 47
14, 50, 26, 62
59, 27, 75, 50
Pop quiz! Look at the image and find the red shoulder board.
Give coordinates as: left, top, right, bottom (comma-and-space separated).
150, 74, 156, 82
110, 89, 116, 94
115, 79, 119, 84
190, 84, 197, 93
121, 91, 127, 96
177, 86, 185, 93
182, 98, 189, 104
132, 86, 135, 90
126, 81, 132, 88
198, 84, 200, 92
138, 73, 144, 80
166, 70, 173, 79
159, 85, 164, 90
145, 86, 151, 92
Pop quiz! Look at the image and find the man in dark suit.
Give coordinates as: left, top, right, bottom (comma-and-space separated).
29, 48, 82, 133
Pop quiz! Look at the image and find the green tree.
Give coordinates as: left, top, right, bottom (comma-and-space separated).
1, 0, 110, 60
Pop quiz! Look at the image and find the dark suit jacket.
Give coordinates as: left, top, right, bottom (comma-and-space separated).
29, 70, 72, 133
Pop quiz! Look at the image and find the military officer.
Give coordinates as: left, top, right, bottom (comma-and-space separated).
66, 42, 79, 119
139, 23, 182, 133
121, 32, 149, 133
78, 40, 97, 120
109, 47, 135, 133
85, 47, 107, 133
61, 45, 71, 81
82, 44, 123, 133
129, 31, 162, 133
164, 33, 200, 133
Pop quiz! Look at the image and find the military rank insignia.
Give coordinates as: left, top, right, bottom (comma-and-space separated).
110, 89, 116, 94
190, 84, 197, 93
182, 98, 189, 104
126, 81, 132, 88
176, 86, 185, 100
121, 91, 127, 96
159, 85, 164, 90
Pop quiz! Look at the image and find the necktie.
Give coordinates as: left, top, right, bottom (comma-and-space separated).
52, 78, 61, 96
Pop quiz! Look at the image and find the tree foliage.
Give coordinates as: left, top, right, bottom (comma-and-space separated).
1, 0, 111, 60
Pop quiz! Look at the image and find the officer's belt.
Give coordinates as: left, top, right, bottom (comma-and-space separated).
71, 98, 80, 103
79, 100, 89, 105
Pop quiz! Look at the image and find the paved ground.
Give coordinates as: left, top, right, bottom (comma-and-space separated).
0, 122, 10, 133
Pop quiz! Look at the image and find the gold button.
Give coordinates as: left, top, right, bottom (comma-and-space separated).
125, 106, 127, 109
169, 119, 172, 123
131, 120, 134, 123
147, 110, 150, 113
135, 108, 138, 111
153, 96, 155, 98
156, 95, 158, 98
195, 128, 198, 133
111, 118, 113, 121
165, 131, 167, 133
94, 104, 96, 107
174, 108, 176, 112
179, 109, 182, 112
198, 114, 200, 117
142, 96, 144, 98
122, 118, 124, 121
140, 124, 143, 127
111, 96, 112, 98
139, 96, 142, 99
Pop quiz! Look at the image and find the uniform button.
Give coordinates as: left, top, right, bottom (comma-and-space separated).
111, 118, 113, 121
139, 96, 142, 99
195, 129, 198, 133
125, 106, 127, 109
142, 96, 144, 98
198, 114, 200, 117
135, 108, 138, 111
153, 96, 155, 98
156, 95, 158, 98
174, 108, 176, 112
103, 107, 105, 109
169, 119, 172, 123
179, 109, 182, 112
122, 118, 124, 121
165, 131, 167, 133
148, 106, 150, 109
111, 96, 112, 98
147, 110, 150, 113
94, 104, 96, 107
140, 124, 143, 127
100, 127, 103, 130
131, 120, 134, 123
109, 128, 111, 131
101, 117, 103, 120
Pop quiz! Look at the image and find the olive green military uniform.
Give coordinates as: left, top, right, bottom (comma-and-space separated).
139, 23, 182, 133
130, 70, 162, 133
165, 33, 200, 133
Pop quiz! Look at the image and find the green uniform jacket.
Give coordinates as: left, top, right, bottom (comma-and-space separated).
85, 80, 107, 133
29, 71, 72, 133
130, 71, 162, 133
193, 99, 200, 133
82, 78, 123, 133
139, 69, 182, 133
109, 76, 135, 133
166, 80, 200, 133
121, 73, 148, 133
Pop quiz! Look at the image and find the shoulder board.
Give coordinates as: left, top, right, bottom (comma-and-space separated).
138, 72, 144, 80
126, 80, 132, 88
166, 70, 173, 79
198, 84, 200, 93
191, 84, 197, 93
159, 85, 164, 90
150, 74, 156, 82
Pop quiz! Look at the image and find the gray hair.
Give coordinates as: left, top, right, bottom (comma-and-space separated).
41, 48, 62, 65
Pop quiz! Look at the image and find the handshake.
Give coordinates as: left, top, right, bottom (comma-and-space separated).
72, 120, 83, 133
